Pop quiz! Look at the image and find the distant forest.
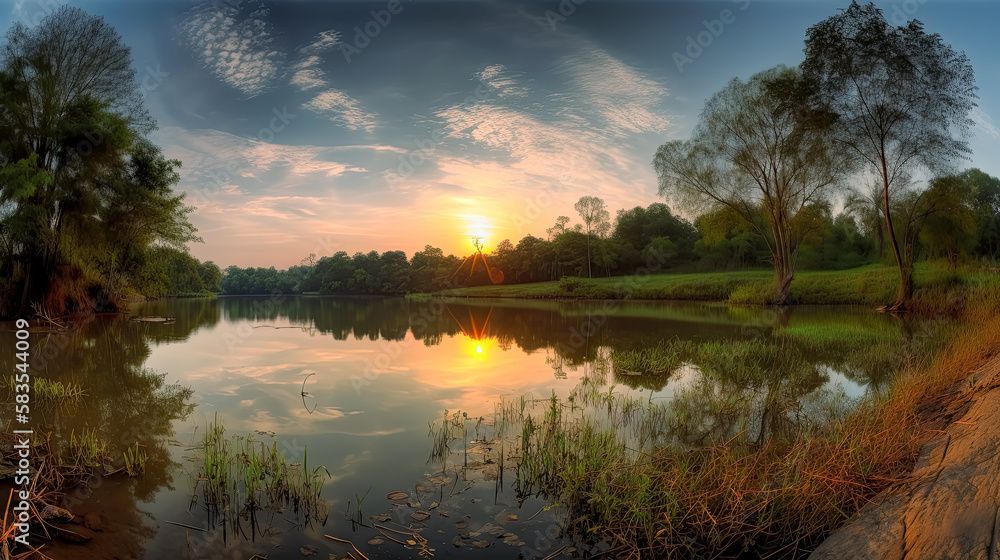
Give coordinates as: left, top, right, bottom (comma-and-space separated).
210, 179, 1000, 296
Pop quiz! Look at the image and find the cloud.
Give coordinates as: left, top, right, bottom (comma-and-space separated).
176, 1, 286, 98
555, 47, 669, 136
298, 29, 343, 55
153, 127, 368, 199
304, 90, 379, 132
475, 65, 528, 97
420, 47, 667, 237
972, 107, 1000, 139
290, 68, 327, 92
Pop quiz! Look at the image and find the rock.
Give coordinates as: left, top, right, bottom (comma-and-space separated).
810, 355, 1000, 560
83, 511, 103, 531
40, 505, 74, 523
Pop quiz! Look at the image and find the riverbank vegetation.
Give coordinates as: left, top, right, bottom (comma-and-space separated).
441, 261, 994, 312
0, 7, 215, 318
432, 277, 1000, 558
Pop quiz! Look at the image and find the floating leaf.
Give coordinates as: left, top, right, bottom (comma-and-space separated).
367, 538, 384, 546
411, 510, 431, 521
387, 491, 409, 501
300, 545, 319, 556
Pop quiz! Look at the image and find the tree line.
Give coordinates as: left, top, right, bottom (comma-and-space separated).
216, 171, 999, 296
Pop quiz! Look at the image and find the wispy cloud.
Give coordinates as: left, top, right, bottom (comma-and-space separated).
176, 0, 285, 98
290, 68, 327, 92
298, 29, 343, 55
304, 89, 379, 132
972, 107, 1000, 139
555, 47, 669, 137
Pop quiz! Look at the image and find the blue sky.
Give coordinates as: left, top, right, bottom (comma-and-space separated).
4, 0, 999, 267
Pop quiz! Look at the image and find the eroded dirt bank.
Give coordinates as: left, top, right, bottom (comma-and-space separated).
811, 352, 1000, 560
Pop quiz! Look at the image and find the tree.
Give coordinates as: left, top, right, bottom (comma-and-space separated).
0, 6, 182, 315
963, 169, 1000, 261
574, 196, 610, 278
96, 140, 200, 299
653, 66, 844, 304
802, 1, 977, 308
918, 175, 977, 268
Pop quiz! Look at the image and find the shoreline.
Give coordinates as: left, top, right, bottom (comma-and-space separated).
810, 349, 1000, 559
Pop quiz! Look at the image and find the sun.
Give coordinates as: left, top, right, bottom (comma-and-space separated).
460, 215, 493, 249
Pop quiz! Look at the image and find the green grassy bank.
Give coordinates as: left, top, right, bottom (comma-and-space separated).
437, 262, 998, 311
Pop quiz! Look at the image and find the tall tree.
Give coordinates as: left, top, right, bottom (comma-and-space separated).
574, 196, 610, 278
802, 1, 977, 309
0, 6, 168, 315
653, 66, 844, 304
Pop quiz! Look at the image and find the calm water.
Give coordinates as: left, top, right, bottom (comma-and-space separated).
7, 296, 924, 559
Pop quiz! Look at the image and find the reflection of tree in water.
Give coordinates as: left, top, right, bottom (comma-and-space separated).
1, 313, 194, 555
667, 338, 828, 447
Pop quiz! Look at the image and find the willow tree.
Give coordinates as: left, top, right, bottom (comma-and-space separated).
802, 1, 977, 310
653, 66, 844, 304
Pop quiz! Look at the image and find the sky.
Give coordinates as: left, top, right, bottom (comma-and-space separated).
3, 0, 999, 268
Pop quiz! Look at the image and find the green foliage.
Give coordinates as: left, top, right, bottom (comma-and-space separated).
0, 6, 195, 316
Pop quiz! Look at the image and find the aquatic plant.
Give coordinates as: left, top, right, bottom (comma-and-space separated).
198, 413, 331, 531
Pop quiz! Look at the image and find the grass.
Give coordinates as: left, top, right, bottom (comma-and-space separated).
439, 262, 998, 312
198, 414, 331, 530
611, 343, 681, 375
447, 274, 1000, 558
2, 376, 86, 404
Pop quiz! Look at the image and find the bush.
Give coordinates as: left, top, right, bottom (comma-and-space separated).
559, 276, 584, 293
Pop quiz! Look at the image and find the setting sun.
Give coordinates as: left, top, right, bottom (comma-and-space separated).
460, 214, 494, 249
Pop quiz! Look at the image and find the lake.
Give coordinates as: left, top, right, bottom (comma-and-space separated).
7, 295, 927, 559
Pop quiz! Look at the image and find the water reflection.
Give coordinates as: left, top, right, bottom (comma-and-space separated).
0, 296, 933, 559
0, 314, 194, 557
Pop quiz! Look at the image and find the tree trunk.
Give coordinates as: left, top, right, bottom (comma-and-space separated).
880, 162, 910, 309
586, 234, 592, 278
893, 265, 914, 312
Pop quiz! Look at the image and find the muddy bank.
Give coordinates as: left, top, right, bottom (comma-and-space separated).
811, 351, 1000, 560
